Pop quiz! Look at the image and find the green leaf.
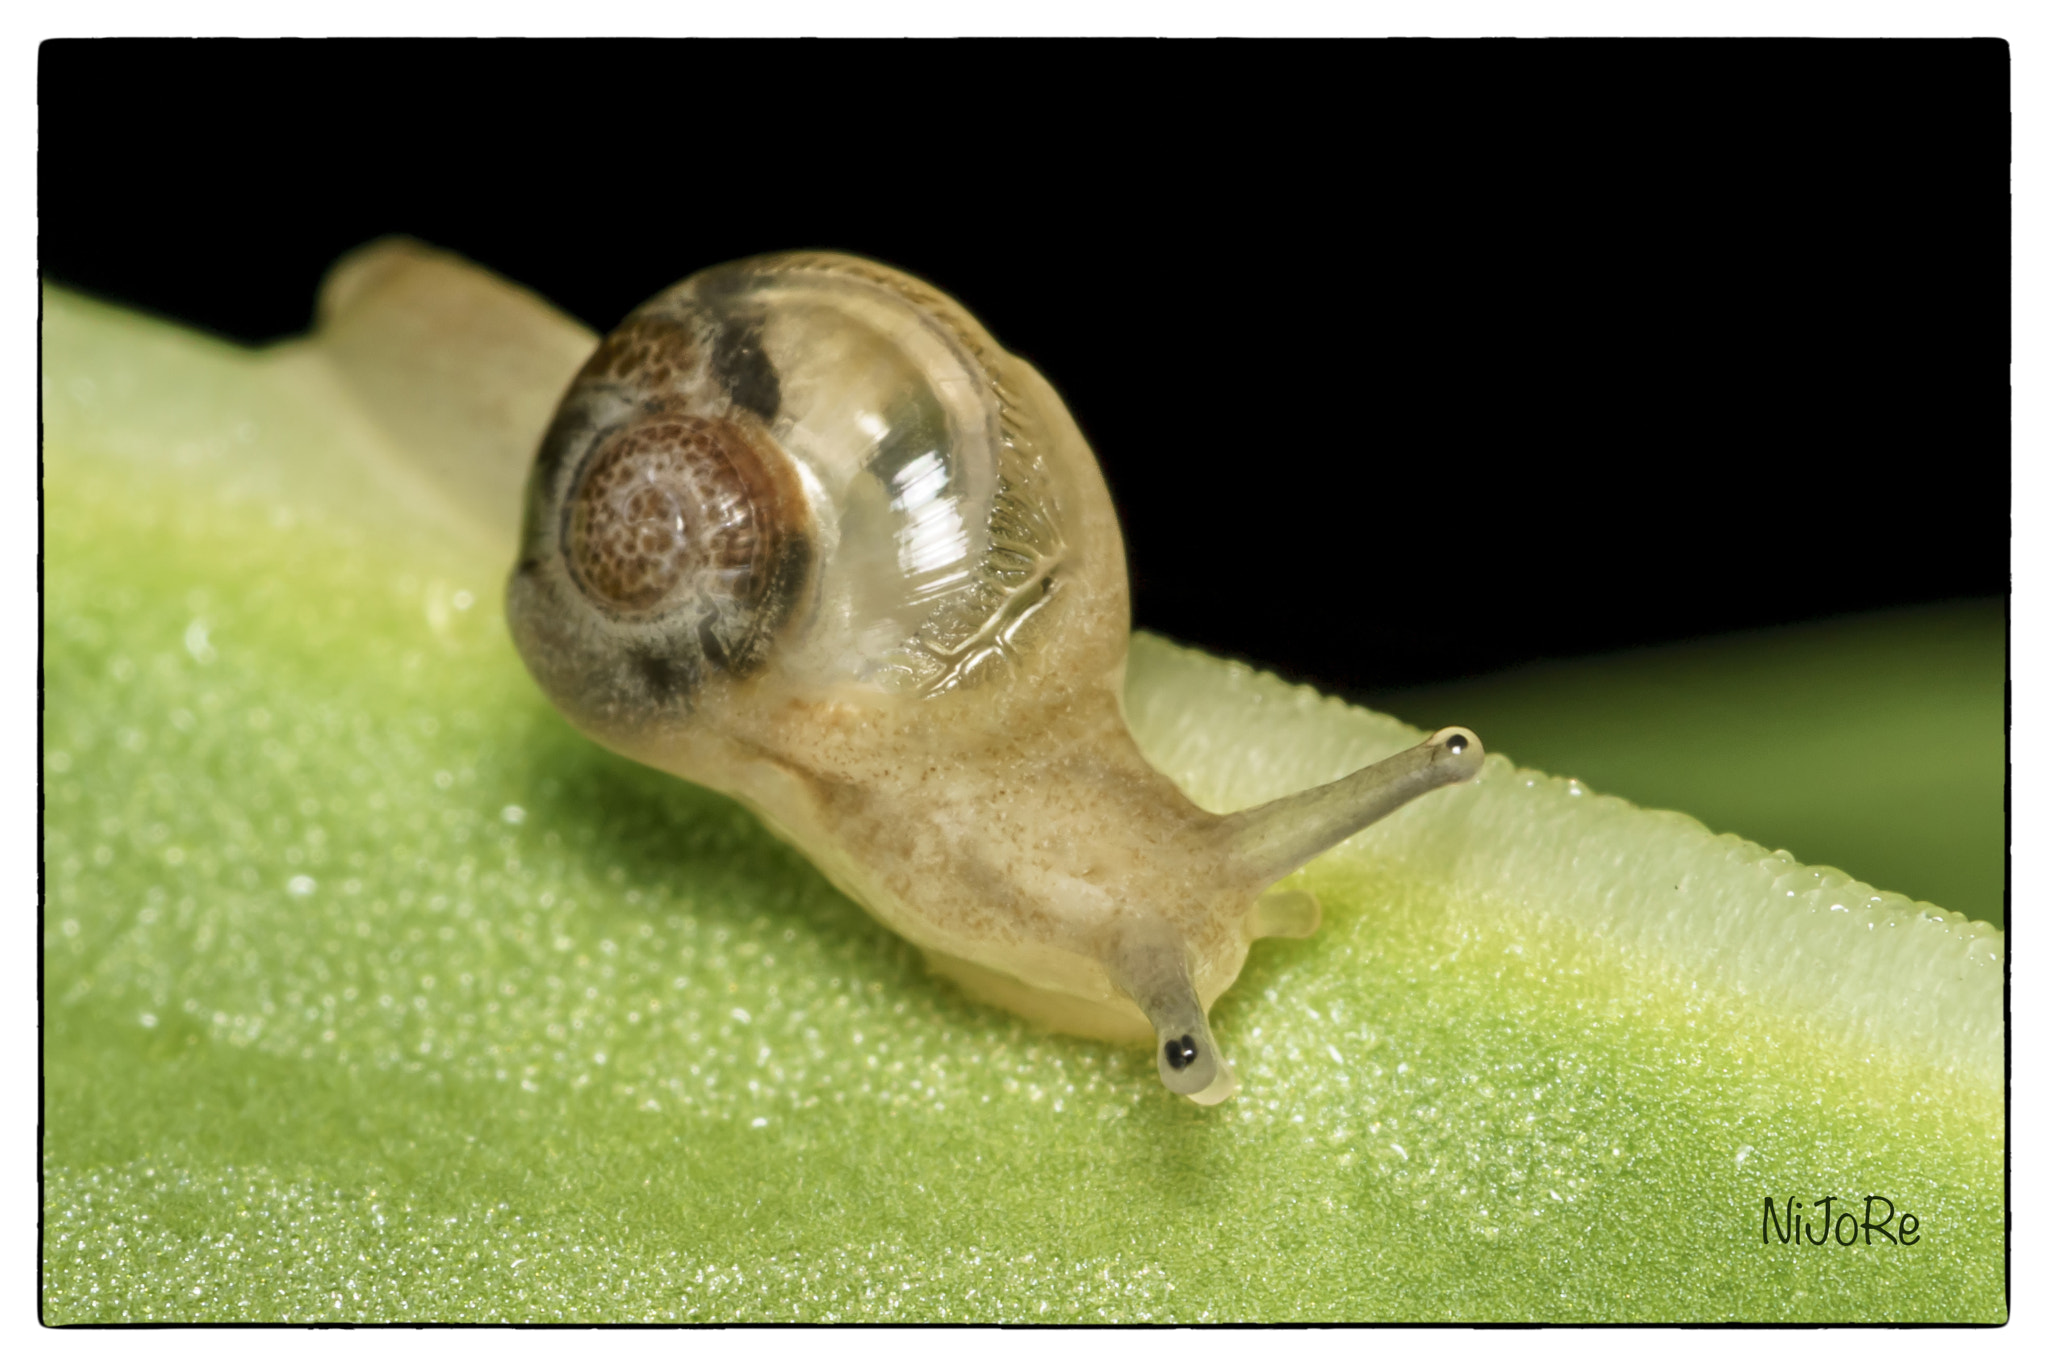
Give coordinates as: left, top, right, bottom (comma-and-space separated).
41, 278, 2004, 1323
1374, 600, 2006, 929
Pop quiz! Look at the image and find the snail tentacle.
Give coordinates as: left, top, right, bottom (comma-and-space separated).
1223, 728, 1486, 890
1108, 919, 1239, 1105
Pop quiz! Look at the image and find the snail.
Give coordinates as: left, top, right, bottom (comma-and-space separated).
505, 252, 1483, 1104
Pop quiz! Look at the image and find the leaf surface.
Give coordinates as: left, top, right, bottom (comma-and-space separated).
41, 284, 2004, 1323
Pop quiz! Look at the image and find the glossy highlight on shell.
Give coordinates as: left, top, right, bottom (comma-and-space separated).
506, 251, 1485, 1104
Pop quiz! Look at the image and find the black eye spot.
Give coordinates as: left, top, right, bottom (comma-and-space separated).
1446, 732, 1468, 754
1163, 1035, 1198, 1070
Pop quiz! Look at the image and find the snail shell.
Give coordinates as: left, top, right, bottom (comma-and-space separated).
508, 252, 1482, 1103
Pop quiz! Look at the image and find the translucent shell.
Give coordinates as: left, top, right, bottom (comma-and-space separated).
510, 252, 1075, 732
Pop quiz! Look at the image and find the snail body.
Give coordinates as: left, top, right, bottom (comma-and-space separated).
507, 253, 1482, 1103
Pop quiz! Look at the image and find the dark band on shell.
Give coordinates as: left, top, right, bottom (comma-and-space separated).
511, 295, 814, 715
709, 312, 781, 422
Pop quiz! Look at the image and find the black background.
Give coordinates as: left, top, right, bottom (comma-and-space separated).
40, 39, 2008, 696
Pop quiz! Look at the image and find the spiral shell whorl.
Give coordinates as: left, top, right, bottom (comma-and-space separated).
566, 416, 778, 614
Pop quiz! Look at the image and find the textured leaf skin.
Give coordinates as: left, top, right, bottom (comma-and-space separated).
1374, 602, 2006, 929
41, 291, 2004, 1323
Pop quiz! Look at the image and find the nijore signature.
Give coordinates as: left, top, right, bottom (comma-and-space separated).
1763, 1196, 1921, 1246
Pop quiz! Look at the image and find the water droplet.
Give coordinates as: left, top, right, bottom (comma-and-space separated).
183, 619, 216, 664
287, 875, 317, 898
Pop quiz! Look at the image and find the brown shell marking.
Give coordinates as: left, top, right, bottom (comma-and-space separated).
563, 413, 812, 675
577, 312, 699, 393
